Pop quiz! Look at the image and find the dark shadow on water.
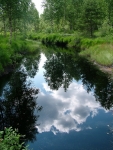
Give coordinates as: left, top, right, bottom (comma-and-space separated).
44, 52, 73, 92
0, 74, 12, 96
0, 70, 42, 143
43, 46, 113, 110
0, 45, 113, 149
23, 53, 41, 78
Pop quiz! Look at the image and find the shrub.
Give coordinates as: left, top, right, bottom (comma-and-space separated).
0, 127, 28, 150
79, 44, 113, 66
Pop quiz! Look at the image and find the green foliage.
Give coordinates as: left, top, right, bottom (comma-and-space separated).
79, 44, 113, 66
31, 33, 113, 67
11, 39, 39, 54
96, 18, 113, 37
0, 37, 12, 71
80, 38, 105, 49
24, 40, 40, 53
0, 35, 39, 73
41, 0, 108, 34
80, 0, 105, 37
0, 0, 39, 41
1, 0, 113, 71
28, 33, 82, 48
0, 127, 28, 150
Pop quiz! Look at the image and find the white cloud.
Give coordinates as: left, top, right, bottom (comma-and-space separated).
86, 126, 92, 130
32, 0, 44, 15
30, 53, 107, 135
36, 82, 104, 134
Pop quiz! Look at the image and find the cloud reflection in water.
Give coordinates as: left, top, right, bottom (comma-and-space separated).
30, 53, 108, 135
36, 81, 103, 134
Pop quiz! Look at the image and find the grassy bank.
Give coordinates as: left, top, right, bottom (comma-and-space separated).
0, 35, 39, 75
28, 33, 112, 47
28, 33, 79, 47
28, 33, 113, 68
79, 44, 113, 66
1, 32, 113, 75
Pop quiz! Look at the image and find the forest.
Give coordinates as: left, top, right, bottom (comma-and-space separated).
0, 0, 113, 74
40, 0, 113, 36
0, 0, 113, 149
1, 0, 113, 36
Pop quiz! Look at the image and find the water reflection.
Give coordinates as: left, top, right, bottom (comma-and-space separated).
0, 46, 113, 149
37, 82, 101, 134
43, 48, 113, 110
23, 53, 41, 78
0, 70, 42, 143
44, 52, 73, 91
0, 74, 12, 96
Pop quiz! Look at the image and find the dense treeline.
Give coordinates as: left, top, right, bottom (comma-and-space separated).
40, 0, 113, 37
0, 0, 113, 39
0, 0, 39, 41
1, 0, 113, 41
0, 0, 40, 74
34, 0, 113, 69
0, 0, 113, 73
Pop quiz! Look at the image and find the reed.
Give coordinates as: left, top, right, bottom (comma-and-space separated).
0, 35, 40, 73
79, 44, 113, 66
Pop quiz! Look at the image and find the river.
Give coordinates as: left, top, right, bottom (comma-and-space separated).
0, 46, 113, 150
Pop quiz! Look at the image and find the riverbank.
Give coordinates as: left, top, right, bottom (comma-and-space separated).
28, 33, 113, 74
1, 33, 113, 76
0, 35, 39, 76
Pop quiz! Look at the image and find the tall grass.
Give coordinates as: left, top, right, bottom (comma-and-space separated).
79, 44, 113, 66
0, 35, 39, 74
28, 33, 113, 48
28, 33, 113, 67
28, 33, 81, 48
0, 37, 12, 71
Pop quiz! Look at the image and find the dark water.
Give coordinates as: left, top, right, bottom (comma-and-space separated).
0, 47, 113, 150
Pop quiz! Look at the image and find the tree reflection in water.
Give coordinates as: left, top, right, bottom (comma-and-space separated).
0, 70, 42, 143
23, 53, 41, 78
43, 47, 113, 110
44, 52, 73, 91
75, 58, 113, 110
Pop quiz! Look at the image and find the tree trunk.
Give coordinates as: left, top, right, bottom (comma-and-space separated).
13, 19, 17, 39
3, 16, 6, 37
8, 6, 13, 43
9, 16, 12, 43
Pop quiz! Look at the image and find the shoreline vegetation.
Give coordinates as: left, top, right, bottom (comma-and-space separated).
28, 33, 113, 75
0, 127, 27, 150
0, 33, 113, 76
1, 0, 113, 149
0, 35, 40, 76
1, 0, 113, 76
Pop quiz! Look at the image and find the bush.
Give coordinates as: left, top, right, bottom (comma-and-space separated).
79, 44, 113, 66
0, 127, 28, 150
96, 19, 113, 37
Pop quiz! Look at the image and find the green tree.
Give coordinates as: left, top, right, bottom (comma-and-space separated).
28, 2, 40, 32
0, 0, 39, 42
44, 52, 74, 91
81, 0, 104, 37
0, 70, 42, 143
105, 0, 113, 26
0, 127, 27, 150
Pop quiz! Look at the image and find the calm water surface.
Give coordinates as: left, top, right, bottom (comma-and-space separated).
0, 47, 113, 150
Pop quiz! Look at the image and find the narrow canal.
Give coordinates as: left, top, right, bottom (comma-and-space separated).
0, 46, 113, 150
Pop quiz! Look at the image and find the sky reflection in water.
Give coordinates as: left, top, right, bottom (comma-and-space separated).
29, 53, 113, 150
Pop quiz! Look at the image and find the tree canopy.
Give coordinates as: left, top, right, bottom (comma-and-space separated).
0, 0, 113, 37
0, 0, 39, 40
39, 0, 113, 36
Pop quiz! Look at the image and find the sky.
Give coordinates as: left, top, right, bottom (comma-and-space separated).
30, 53, 108, 134
32, 0, 44, 15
